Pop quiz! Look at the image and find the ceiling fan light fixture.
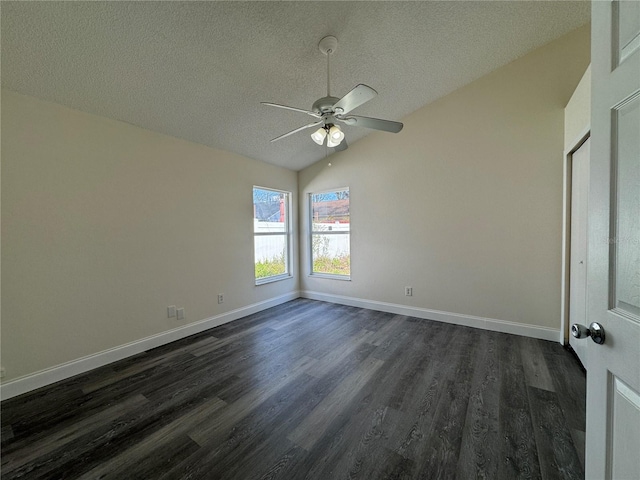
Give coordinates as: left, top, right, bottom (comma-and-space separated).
311, 127, 327, 145
328, 124, 344, 143
327, 137, 340, 148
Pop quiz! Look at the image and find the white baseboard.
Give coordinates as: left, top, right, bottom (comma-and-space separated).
301, 290, 560, 342
0, 291, 300, 401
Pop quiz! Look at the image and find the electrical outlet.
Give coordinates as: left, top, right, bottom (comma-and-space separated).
218, 294, 224, 304
0, 367, 5, 379
176, 308, 185, 320
167, 305, 176, 318
405, 286, 413, 296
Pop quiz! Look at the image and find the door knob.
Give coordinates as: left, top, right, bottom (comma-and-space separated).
571, 322, 606, 345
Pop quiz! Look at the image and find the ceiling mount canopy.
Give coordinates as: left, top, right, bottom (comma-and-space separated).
261, 35, 404, 151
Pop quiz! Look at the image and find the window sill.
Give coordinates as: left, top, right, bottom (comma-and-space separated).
255, 273, 293, 286
308, 273, 351, 281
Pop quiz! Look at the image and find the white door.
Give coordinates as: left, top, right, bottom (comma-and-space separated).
569, 138, 590, 366
585, 1, 640, 478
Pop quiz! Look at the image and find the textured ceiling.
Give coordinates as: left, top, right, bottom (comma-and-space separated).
1, 1, 590, 171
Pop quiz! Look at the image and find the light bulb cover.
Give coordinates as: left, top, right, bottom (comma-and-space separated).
311, 128, 327, 145
327, 137, 340, 147
329, 125, 344, 141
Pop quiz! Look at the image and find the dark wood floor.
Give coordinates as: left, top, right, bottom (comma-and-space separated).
1, 299, 586, 479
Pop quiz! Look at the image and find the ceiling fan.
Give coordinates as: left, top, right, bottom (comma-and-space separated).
262, 36, 403, 151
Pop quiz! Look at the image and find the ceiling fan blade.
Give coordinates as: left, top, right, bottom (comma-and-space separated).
332, 84, 377, 115
334, 139, 348, 152
261, 102, 321, 118
270, 121, 324, 143
338, 115, 403, 133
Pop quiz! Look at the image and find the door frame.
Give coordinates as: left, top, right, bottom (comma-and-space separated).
560, 126, 591, 347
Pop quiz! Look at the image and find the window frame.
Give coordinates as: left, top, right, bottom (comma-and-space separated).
308, 187, 351, 280
253, 186, 293, 285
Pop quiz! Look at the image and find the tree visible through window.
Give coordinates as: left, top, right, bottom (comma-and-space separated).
310, 188, 350, 277
253, 187, 291, 283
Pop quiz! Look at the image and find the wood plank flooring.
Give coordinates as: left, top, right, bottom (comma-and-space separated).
1, 299, 586, 479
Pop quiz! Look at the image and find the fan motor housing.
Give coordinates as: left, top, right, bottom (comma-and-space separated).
312, 96, 340, 115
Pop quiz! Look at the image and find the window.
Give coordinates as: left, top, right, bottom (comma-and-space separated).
253, 187, 291, 284
310, 188, 350, 278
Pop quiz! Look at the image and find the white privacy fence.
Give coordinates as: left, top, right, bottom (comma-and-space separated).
254, 221, 350, 262
254, 221, 286, 262
312, 222, 350, 258
254, 235, 286, 262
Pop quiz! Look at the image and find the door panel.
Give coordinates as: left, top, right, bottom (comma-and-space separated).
610, 375, 640, 480
611, 93, 640, 317
587, 1, 640, 478
614, 0, 640, 64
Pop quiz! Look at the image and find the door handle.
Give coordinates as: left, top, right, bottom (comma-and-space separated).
571, 322, 606, 345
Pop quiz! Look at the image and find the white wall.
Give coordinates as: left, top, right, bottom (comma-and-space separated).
299, 25, 590, 334
1, 90, 298, 384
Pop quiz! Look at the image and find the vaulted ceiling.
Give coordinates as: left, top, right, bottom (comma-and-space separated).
1, 1, 590, 170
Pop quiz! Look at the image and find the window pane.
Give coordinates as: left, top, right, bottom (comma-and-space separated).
255, 234, 287, 279
311, 190, 350, 232
312, 233, 350, 276
253, 186, 290, 283
254, 187, 287, 233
